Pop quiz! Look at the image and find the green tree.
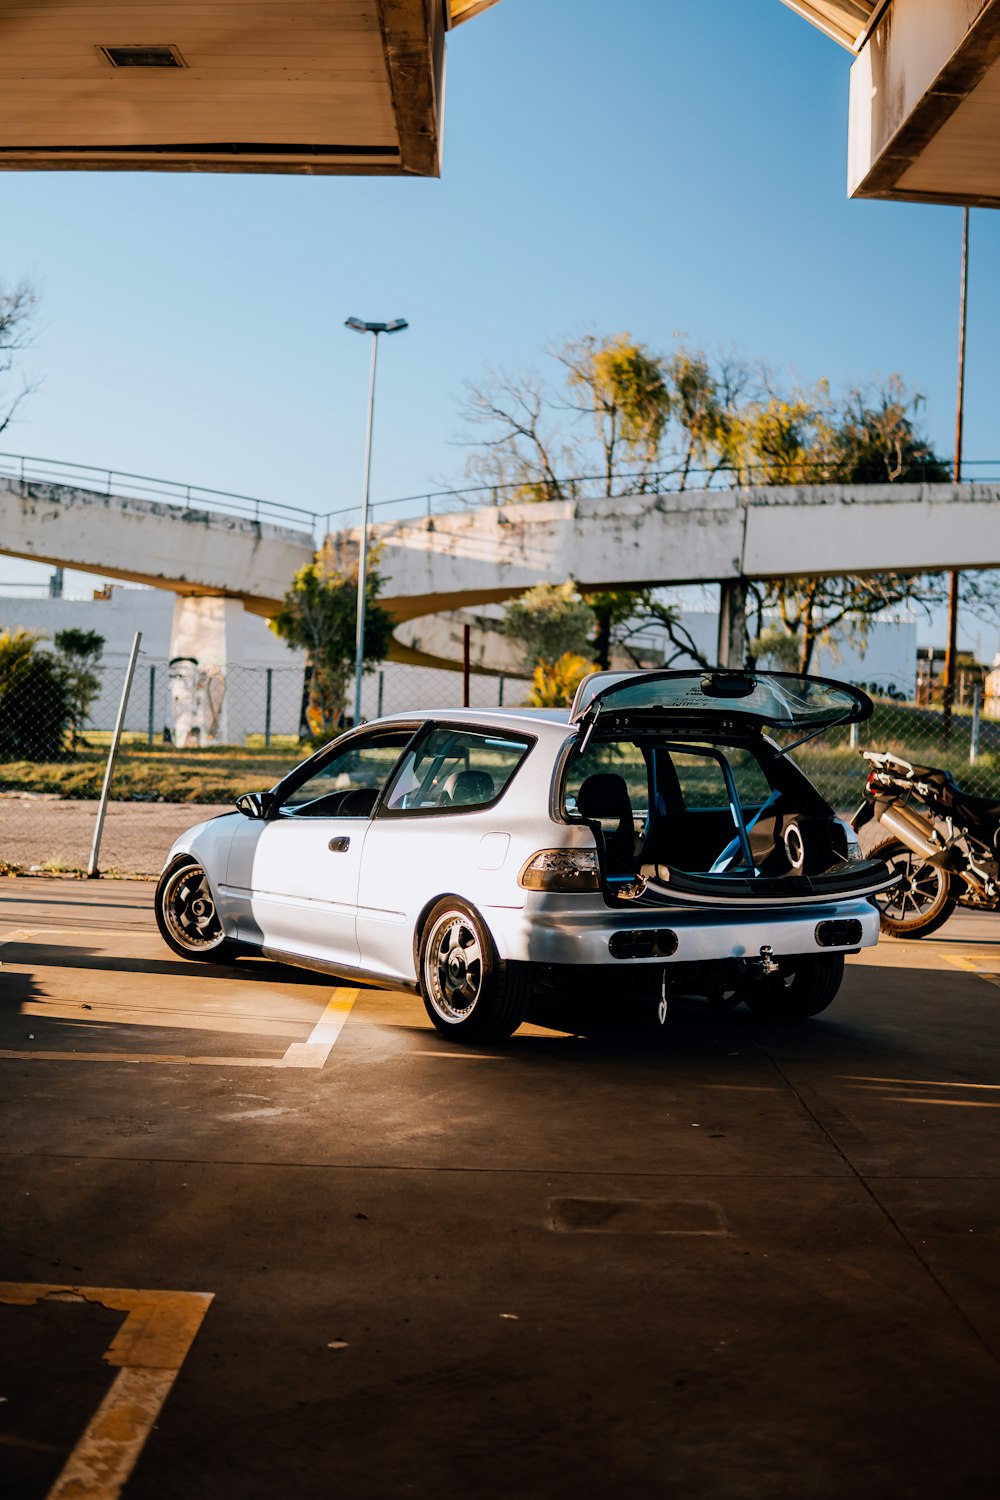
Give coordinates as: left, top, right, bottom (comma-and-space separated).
270, 547, 393, 740
462, 332, 673, 501
53, 628, 104, 747
0, 629, 72, 761
502, 582, 596, 673
528, 652, 595, 708
462, 337, 950, 675
740, 378, 950, 671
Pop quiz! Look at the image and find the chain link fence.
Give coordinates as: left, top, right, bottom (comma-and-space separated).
2, 657, 997, 877
0, 652, 529, 877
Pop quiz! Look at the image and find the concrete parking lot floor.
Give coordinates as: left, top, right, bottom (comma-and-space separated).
1, 878, 999, 1499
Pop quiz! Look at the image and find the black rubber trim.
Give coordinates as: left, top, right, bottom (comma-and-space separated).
638, 857, 898, 908
260, 946, 419, 993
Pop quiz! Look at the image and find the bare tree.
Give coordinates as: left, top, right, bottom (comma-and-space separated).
0, 279, 39, 436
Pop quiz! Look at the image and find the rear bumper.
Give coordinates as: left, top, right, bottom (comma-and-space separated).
485, 895, 880, 968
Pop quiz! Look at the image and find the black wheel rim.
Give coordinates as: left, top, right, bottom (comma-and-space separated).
161, 865, 225, 951
876, 848, 945, 925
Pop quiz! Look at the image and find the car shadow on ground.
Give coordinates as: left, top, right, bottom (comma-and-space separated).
0, 969, 41, 1017
0, 943, 332, 985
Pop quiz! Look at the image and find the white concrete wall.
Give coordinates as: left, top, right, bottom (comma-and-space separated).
0, 586, 308, 742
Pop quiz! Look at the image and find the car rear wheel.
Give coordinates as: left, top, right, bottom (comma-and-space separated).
742, 953, 844, 1020
868, 837, 957, 938
155, 859, 239, 963
419, 898, 532, 1043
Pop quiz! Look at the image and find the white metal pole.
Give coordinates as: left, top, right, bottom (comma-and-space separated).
353, 331, 379, 726
970, 684, 981, 766
88, 630, 142, 878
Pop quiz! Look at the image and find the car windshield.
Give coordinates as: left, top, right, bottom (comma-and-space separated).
570, 670, 871, 729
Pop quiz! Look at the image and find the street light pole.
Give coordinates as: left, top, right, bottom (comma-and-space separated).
345, 316, 407, 725
942, 206, 970, 742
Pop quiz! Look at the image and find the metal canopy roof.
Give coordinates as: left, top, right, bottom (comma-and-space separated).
0, 0, 501, 175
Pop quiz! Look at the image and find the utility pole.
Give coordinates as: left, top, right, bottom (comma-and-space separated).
942, 205, 969, 743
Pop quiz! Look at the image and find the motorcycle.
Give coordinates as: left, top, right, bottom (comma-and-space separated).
852, 750, 1000, 937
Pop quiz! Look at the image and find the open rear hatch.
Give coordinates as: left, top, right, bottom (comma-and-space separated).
568, 669, 897, 908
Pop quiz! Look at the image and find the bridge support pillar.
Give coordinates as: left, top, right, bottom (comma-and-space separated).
169, 596, 250, 747
717, 579, 747, 670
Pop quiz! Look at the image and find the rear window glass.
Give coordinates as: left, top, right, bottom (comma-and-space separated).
668, 747, 773, 811
383, 727, 531, 813
564, 741, 649, 819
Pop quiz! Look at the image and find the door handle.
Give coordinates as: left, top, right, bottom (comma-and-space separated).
328, 836, 350, 853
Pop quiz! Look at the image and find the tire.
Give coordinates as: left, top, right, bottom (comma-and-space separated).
155, 859, 240, 963
418, 898, 532, 1043
743, 953, 844, 1021
868, 836, 958, 939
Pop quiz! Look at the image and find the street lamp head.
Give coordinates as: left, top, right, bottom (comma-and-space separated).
344, 316, 408, 335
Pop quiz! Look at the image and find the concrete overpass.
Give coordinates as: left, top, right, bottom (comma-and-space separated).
6, 469, 1000, 673
0, 472, 315, 671
349, 479, 1000, 668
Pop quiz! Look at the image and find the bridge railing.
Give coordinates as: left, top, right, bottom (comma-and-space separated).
322, 457, 1000, 533
6, 449, 1000, 547
0, 450, 322, 538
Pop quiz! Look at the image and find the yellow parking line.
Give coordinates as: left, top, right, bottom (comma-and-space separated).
0, 1282, 212, 1500
941, 953, 1000, 988
840, 1074, 1000, 1091
281, 988, 361, 1068
0, 988, 362, 1070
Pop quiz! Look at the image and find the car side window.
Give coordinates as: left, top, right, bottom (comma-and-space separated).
383, 727, 531, 814
279, 731, 414, 818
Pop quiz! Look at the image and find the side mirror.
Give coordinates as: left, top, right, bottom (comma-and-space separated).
235, 791, 269, 819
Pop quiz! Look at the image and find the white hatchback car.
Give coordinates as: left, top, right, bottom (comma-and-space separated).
155, 669, 895, 1042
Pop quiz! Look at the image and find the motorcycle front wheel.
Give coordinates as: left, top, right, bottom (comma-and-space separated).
869, 836, 957, 938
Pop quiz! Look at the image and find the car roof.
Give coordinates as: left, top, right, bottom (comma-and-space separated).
370, 706, 572, 735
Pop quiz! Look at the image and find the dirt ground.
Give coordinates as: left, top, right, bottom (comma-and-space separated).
0, 797, 230, 875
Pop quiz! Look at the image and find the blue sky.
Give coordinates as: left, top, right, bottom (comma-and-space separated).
1, 0, 996, 646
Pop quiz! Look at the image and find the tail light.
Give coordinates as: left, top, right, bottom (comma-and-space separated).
520, 850, 600, 892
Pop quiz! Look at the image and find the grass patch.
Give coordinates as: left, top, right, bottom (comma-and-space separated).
0, 741, 304, 803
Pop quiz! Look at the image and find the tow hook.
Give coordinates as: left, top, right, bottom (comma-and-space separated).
658, 971, 669, 1026
758, 945, 779, 976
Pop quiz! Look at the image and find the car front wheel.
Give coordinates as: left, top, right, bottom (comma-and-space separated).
155, 859, 239, 963
419, 898, 532, 1043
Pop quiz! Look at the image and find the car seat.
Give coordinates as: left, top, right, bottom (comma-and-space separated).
576, 773, 636, 873
438, 769, 495, 806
